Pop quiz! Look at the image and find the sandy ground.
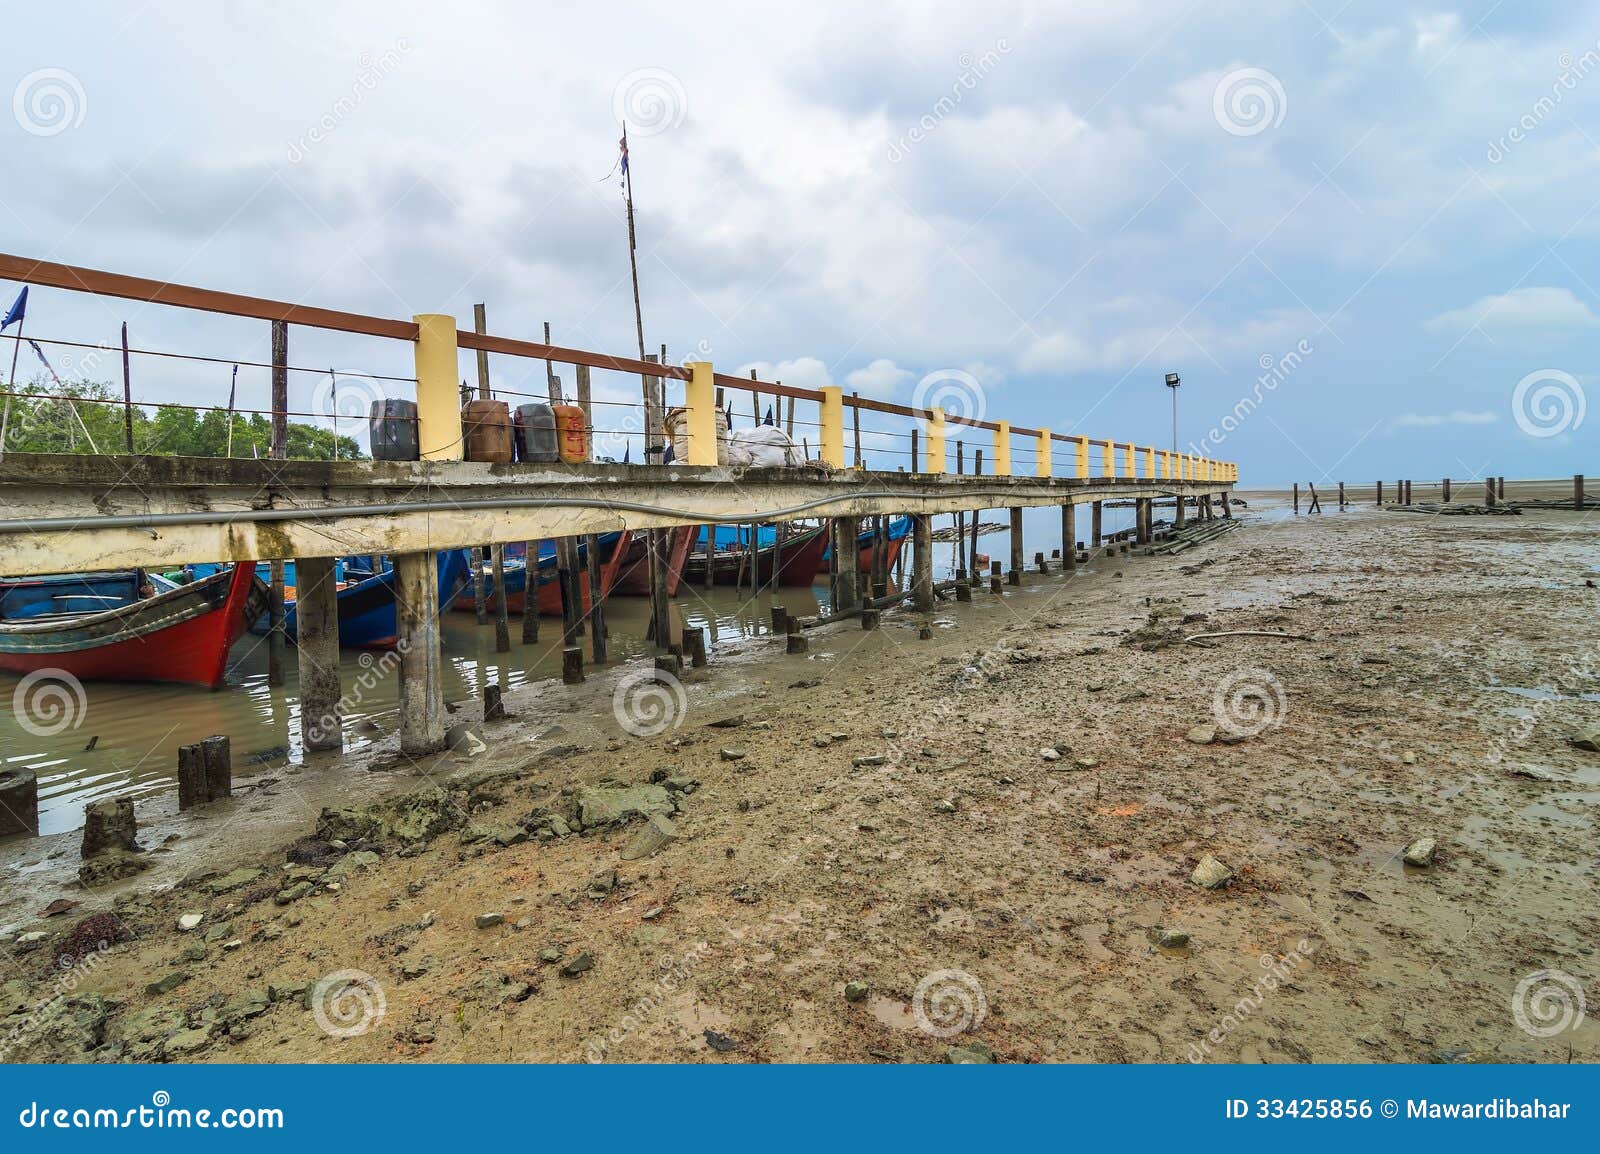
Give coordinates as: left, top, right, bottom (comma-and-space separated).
5, 499, 1599, 1064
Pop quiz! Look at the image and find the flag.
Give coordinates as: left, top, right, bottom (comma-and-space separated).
618, 134, 628, 177
227, 365, 237, 411
27, 339, 63, 386
2, 286, 26, 331
764, 404, 774, 426
623, 443, 631, 464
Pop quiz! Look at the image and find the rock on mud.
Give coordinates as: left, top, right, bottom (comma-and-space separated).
619, 814, 679, 861
575, 783, 677, 828
1402, 837, 1436, 868
1191, 854, 1233, 889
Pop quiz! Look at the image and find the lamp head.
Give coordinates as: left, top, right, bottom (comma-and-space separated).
1164, 372, 1181, 389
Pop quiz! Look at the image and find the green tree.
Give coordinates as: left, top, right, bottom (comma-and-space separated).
2, 376, 362, 459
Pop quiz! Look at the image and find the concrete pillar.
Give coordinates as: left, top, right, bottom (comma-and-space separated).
912, 514, 933, 613
1007, 507, 1023, 585
924, 407, 946, 473
395, 551, 445, 756
1062, 503, 1076, 573
1219, 490, 1233, 519
833, 518, 860, 611
412, 314, 462, 461
1091, 501, 1103, 547
685, 361, 718, 466
1175, 488, 1187, 528
1135, 498, 1151, 545
295, 555, 343, 754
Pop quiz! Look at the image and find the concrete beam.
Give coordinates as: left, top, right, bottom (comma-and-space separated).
0, 453, 1234, 577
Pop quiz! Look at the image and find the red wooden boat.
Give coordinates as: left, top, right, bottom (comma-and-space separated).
455, 531, 634, 617
0, 564, 268, 689
609, 525, 696, 597
682, 524, 829, 587
816, 516, 913, 578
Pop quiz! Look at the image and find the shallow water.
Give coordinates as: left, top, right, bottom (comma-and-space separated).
0, 507, 1150, 837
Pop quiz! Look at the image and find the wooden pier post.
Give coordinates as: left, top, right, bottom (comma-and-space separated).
1091, 501, 1103, 547
1293, 482, 1299, 514
295, 555, 343, 754
912, 513, 933, 613
267, 319, 289, 688
686, 627, 707, 668
395, 551, 445, 756
1007, 507, 1023, 585
1442, 476, 1451, 503
1062, 503, 1077, 574
1338, 481, 1346, 508
484, 682, 506, 721
1376, 480, 1383, 505
1576, 474, 1585, 510
1175, 488, 1186, 529
490, 545, 510, 652
1219, 489, 1233, 519
1498, 476, 1506, 500
1485, 477, 1496, 507
471, 305, 491, 626
989, 558, 1003, 594
0, 769, 38, 835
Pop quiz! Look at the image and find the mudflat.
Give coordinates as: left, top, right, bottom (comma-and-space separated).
5, 502, 1597, 1063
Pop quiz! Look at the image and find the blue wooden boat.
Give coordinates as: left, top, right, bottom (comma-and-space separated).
242, 549, 472, 649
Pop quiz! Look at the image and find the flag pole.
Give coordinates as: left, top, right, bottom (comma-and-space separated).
225, 364, 238, 457
621, 121, 655, 453
120, 321, 134, 452
0, 314, 22, 460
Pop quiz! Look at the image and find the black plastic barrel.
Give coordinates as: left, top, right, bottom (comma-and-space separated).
514, 402, 559, 463
369, 398, 420, 461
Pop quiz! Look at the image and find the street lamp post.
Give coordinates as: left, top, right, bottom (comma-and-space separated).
1164, 372, 1181, 456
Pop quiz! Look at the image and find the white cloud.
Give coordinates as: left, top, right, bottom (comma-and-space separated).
1389, 410, 1499, 429
1425, 287, 1599, 333
734, 357, 834, 391
1414, 13, 1462, 55
844, 357, 914, 395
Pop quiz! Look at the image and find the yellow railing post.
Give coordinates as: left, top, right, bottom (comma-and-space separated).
1037, 428, 1051, 478
1143, 446, 1154, 478
993, 420, 1011, 476
819, 385, 844, 468
925, 407, 946, 473
684, 361, 718, 465
1123, 442, 1136, 478
413, 313, 462, 461
1102, 440, 1115, 478
1162, 451, 1171, 480
1075, 436, 1088, 478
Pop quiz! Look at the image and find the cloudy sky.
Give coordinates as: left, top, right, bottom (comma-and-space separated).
1, 0, 1595, 483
